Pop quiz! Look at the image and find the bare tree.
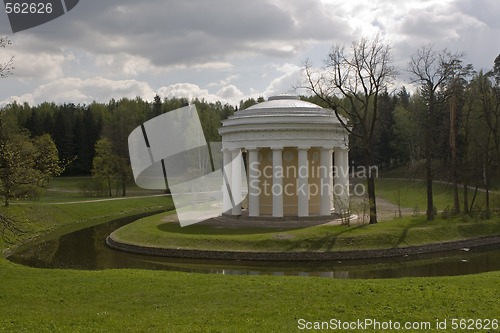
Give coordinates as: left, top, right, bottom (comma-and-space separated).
304, 35, 397, 224
408, 45, 465, 220
0, 36, 14, 78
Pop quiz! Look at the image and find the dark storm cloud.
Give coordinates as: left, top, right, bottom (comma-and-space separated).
11, 0, 350, 67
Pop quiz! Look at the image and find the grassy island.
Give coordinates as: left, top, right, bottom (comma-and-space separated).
110, 211, 500, 254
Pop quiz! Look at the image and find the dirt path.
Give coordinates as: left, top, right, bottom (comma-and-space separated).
44, 194, 169, 205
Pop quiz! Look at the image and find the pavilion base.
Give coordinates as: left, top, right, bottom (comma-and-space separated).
200, 210, 356, 228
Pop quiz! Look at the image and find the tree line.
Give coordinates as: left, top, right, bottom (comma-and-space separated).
305, 37, 500, 222
0, 96, 238, 199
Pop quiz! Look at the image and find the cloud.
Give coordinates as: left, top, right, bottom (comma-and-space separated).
398, 5, 485, 41
262, 63, 303, 97
11, 0, 350, 68
2, 0, 500, 108
11, 53, 68, 80
2, 77, 156, 106
455, 0, 500, 29
216, 85, 244, 102
1, 78, 248, 107
93, 53, 163, 76
157, 83, 213, 101
208, 74, 239, 88
157, 82, 244, 105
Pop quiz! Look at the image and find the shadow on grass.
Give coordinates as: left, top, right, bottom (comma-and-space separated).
392, 218, 439, 248
284, 224, 368, 252
156, 222, 306, 236
290, 217, 432, 252
456, 218, 500, 238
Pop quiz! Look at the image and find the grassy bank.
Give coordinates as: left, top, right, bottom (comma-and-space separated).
375, 178, 500, 213
0, 195, 173, 252
111, 212, 500, 252
1, 177, 499, 332
1, 258, 499, 333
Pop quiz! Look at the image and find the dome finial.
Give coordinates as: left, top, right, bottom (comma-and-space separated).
268, 94, 300, 101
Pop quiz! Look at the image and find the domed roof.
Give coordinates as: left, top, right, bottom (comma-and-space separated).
247, 94, 321, 110
233, 94, 332, 118
219, 94, 349, 151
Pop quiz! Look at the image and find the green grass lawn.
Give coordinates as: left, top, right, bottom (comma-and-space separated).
1, 258, 499, 333
380, 161, 500, 191
111, 212, 500, 252
375, 178, 499, 213
30, 176, 167, 203
1, 176, 500, 332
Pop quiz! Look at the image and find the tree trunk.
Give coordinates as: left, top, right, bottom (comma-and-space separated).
470, 185, 478, 213
425, 163, 434, 220
463, 182, 469, 215
425, 123, 434, 220
484, 161, 490, 218
425, 91, 435, 221
452, 162, 460, 214
367, 173, 377, 224
485, 186, 490, 218
450, 93, 460, 214
107, 178, 112, 197
365, 150, 377, 224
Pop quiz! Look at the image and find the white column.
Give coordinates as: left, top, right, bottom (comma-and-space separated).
334, 148, 349, 214
319, 147, 332, 216
297, 146, 309, 217
222, 149, 232, 215
247, 147, 260, 217
231, 149, 242, 215
271, 146, 283, 217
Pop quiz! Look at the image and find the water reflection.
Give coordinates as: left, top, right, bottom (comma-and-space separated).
7, 215, 500, 279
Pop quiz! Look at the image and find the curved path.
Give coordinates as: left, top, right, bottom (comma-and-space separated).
46, 194, 168, 205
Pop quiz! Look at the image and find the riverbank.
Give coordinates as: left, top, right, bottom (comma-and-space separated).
1, 205, 499, 332
108, 211, 500, 260
1, 255, 497, 332
1, 178, 499, 332
107, 234, 500, 261
1, 195, 173, 256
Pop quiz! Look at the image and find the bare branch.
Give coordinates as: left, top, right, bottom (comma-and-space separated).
0, 36, 14, 78
0, 213, 25, 244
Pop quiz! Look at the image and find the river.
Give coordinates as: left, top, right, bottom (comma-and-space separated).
7, 215, 500, 279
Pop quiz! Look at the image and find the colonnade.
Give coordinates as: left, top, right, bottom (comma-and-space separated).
222, 146, 349, 218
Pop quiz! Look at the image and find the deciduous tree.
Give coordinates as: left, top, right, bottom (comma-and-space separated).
408, 45, 465, 220
33, 134, 64, 187
0, 114, 41, 206
305, 35, 397, 224
92, 137, 117, 197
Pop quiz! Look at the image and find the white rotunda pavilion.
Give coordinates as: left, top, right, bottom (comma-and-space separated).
218, 95, 350, 218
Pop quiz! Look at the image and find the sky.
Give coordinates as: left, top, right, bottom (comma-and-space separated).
0, 0, 499, 107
